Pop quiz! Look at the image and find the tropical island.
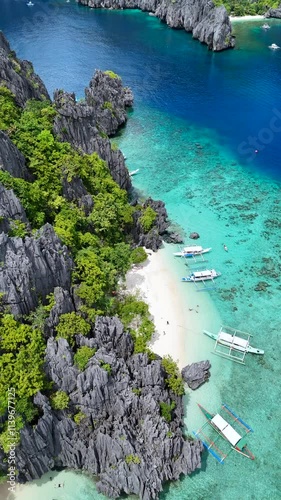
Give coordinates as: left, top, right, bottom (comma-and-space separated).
0, 31, 203, 499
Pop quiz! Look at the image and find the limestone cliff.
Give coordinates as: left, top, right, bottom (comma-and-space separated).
265, 5, 281, 18
0, 31, 50, 107
53, 70, 133, 191
0, 224, 73, 316
16, 317, 203, 499
79, 0, 235, 51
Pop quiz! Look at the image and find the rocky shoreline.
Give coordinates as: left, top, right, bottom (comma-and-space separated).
78, 0, 235, 51
0, 32, 203, 499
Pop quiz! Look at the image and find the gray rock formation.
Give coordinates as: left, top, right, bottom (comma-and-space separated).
15, 317, 203, 499
53, 71, 133, 191
0, 131, 33, 181
79, 0, 235, 51
265, 5, 281, 18
44, 287, 76, 338
0, 183, 29, 234
0, 31, 50, 107
181, 360, 211, 390
189, 231, 200, 239
0, 224, 73, 316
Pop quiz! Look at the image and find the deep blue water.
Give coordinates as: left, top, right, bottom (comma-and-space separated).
1, 0, 281, 179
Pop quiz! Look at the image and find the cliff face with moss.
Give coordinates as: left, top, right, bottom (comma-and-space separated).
0, 32, 202, 498
79, 0, 235, 51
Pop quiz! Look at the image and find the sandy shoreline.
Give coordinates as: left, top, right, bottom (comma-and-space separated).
230, 14, 265, 22
126, 248, 188, 368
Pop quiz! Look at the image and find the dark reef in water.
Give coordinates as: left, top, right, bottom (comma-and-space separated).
0, 32, 203, 499
79, 0, 235, 51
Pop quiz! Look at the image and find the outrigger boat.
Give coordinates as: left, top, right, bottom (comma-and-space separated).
182, 269, 221, 282
203, 325, 264, 364
173, 245, 211, 258
193, 403, 255, 463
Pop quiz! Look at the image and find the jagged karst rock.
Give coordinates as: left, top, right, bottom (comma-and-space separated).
79, 0, 235, 51
53, 71, 133, 191
44, 287, 76, 338
132, 197, 180, 251
181, 360, 211, 390
0, 224, 73, 316
15, 317, 203, 499
0, 131, 33, 181
265, 5, 281, 18
62, 175, 94, 214
0, 31, 50, 107
0, 183, 29, 234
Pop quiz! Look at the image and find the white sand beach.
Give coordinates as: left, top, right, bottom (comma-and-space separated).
126, 245, 222, 370
230, 14, 265, 22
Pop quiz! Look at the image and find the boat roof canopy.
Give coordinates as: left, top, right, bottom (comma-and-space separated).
184, 245, 203, 252
193, 270, 212, 278
211, 414, 242, 446
219, 332, 249, 348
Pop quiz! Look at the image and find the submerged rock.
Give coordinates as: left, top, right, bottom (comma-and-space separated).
181, 360, 211, 389
189, 231, 200, 239
79, 0, 235, 51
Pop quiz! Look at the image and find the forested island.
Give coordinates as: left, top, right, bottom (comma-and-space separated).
0, 31, 203, 499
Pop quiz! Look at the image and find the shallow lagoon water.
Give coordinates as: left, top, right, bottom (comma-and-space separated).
0, 2, 281, 499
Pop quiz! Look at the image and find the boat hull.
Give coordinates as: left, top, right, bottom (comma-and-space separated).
203, 330, 264, 355
174, 247, 211, 257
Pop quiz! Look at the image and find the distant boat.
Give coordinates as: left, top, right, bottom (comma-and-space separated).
261, 24, 270, 29
27, 1, 34, 5
129, 169, 139, 176
269, 43, 280, 50
181, 269, 221, 282
203, 325, 264, 364
173, 245, 211, 257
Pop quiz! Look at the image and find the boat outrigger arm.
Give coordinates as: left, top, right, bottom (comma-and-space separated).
193, 403, 255, 463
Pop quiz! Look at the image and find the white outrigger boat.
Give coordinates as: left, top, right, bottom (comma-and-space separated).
173, 245, 211, 258
203, 325, 264, 364
261, 23, 270, 29
182, 269, 221, 282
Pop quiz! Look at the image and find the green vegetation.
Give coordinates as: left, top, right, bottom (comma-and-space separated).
139, 206, 157, 233
74, 410, 87, 425
99, 361, 112, 374
125, 454, 141, 465
0, 86, 20, 130
130, 247, 147, 264
159, 401, 176, 423
213, 0, 278, 16
113, 294, 155, 354
56, 313, 91, 346
132, 388, 142, 396
161, 356, 185, 396
102, 101, 113, 111
74, 346, 96, 371
104, 70, 120, 79
50, 391, 69, 410
8, 220, 28, 238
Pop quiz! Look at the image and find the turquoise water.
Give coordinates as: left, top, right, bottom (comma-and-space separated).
0, 2, 281, 499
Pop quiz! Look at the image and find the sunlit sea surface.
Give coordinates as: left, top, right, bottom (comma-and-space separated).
0, 2, 280, 499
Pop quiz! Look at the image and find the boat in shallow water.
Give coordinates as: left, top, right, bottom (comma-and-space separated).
173, 245, 211, 257
193, 403, 255, 463
203, 325, 264, 364
262, 24, 270, 29
182, 268, 220, 282
129, 168, 139, 176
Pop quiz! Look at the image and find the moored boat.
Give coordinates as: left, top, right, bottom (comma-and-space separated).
182, 268, 221, 282
262, 23, 270, 29
173, 245, 211, 257
193, 403, 255, 463
129, 169, 139, 176
203, 325, 264, 363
